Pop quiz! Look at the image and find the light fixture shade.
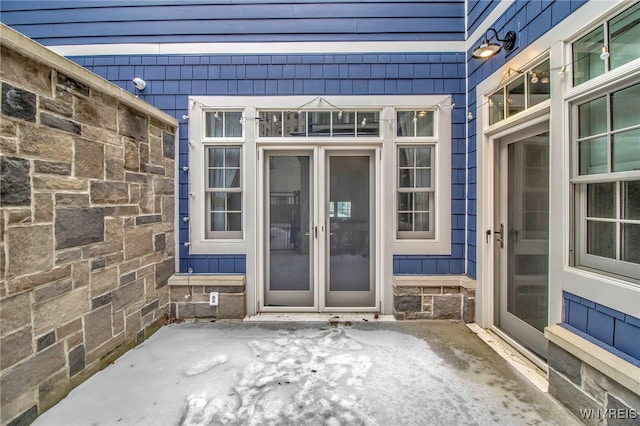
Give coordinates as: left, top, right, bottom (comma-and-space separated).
471, 29, 517, 60
472, 42, 501, 59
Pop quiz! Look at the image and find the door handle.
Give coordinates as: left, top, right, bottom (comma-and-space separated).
495, 223, 504, 249
304, 226, 318, 238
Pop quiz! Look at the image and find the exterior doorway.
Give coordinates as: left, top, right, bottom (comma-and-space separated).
262, 148, 377, 311
494, 125, 550, 359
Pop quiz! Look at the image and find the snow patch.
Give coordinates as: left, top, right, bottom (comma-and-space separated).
185, 354, 228, 376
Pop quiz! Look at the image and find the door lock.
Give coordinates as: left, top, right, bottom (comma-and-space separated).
494, 223, 504, 249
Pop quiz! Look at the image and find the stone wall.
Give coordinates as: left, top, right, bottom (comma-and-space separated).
547, 341, 640, 426
0, 26, 177, 426
168, 275, 246, 320
393, 275, 475, 322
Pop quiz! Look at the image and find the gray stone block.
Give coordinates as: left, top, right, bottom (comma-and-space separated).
154, 234, 166, 252
163, 131, 175, 159
33, 159, 72, 175
57, 73, 89, 96
155, 258, 175, 289
91, 293, 112, 310
7, 405, 37, 426
0, 155, 31, 206
68, 345, 85, 377
433, 295, 461, 319
607, 394, 639, 426
36, 331, 56, 352
119, 105, 148, 141
141, 300, 159, 317
548, 342, 582, 385
548, 368, 603, 426
40, 113, 81, 135
1, 83, 36, 122
394, 295, 421, 312
55, 207, 105, 249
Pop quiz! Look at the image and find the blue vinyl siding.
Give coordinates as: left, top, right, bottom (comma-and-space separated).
1, 1, 465, 44
465, 0, 588, 279
467, 0, 500, 34
72, 52, 466, 275
563, 292, 640, 363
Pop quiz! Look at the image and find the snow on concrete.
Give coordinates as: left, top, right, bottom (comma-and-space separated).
33, 322, 579, 426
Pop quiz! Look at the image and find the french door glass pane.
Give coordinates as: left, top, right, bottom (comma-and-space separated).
609, 3, 640, 71
268, 156, 311, 292
329, 156, 370, 291
587, 221, 616, 259
507, 138, 549, 333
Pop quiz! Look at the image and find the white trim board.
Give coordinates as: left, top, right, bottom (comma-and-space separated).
47, 41, 467, 57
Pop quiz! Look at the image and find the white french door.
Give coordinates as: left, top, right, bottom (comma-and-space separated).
260, 147, 377, 311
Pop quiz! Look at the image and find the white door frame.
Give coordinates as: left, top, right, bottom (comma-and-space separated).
257, 143, 382, 312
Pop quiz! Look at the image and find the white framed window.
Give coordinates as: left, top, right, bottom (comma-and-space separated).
572, 2, 640, 87
397, 145, 435, 239
205, 146, 242, 239
572, 83, 640, 280
392, 107, 449, 251
204, 110, 244, 138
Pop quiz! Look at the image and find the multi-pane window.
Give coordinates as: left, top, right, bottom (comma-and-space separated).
573, 83, 640, 279
206, 147, 242, 239
488, 59, 550, 125
573, 3, 640, 86
257, 110, 380, 137
397, 146, 435, 239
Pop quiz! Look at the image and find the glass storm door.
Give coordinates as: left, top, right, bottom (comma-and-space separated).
325, 153, 375, 308
495, 130, 549, 359
265, 153, 313, 307
263, 150, 375, 310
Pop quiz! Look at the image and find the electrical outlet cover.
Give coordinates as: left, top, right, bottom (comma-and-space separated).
209, 292, 219, 306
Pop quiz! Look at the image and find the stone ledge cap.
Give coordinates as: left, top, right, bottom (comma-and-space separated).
393, 275, 476, 289
169, 274, 245, 287
545, 324, 640, 396
0, 24, 177, 127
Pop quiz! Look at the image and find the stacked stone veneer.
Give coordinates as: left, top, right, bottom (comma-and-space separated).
168, 275, 246, 320
393, 275, 475, 322
547, 341, 640, 426
0, 27, 177, 426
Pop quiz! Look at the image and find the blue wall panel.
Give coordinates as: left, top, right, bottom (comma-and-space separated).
563, 292, 640, 362
467, 0, 500, 34
74, 52, 466, 275
465, 0, 588, 279
1, 1, 465, 44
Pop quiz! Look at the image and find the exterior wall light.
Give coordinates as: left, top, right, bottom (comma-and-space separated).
472, 28, 517, 59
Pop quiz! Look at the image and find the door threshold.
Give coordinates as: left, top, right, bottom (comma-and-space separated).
244, 313, 396, 322
467, 323, 548, 393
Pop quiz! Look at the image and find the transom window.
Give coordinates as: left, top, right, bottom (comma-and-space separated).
397, 110, 435, 137
488, 59, 550, 125
205, 110, 243, 138
257, 110, 380, 137
573, 2, 640, 86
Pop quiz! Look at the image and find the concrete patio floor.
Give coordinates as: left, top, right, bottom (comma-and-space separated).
33, 320, 581, 426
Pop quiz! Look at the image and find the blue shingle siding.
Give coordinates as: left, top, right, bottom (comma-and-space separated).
1, 0, 465, 44
74, 52, 466, 274
563, 292, 640, 361
467, 0, 501, 34
465, 0, 588, 279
